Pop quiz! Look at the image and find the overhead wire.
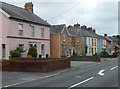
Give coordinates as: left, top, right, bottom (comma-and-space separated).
47, 0, 86, 21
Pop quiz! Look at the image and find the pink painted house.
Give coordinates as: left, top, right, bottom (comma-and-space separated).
0, 2, 50, 59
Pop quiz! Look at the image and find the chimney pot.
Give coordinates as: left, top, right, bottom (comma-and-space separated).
74, 23, 80, 28
87, 27, 92, 31
93, 29, 96, 33
104, 34, 107, 36
81, 25, 87, 29
24, 2, 33, 13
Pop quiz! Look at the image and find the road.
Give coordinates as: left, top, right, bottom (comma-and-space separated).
2, 58, 118, 88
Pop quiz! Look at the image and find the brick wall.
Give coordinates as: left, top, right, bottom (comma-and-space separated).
70, 56, 101, 61
2, 58, 71, 72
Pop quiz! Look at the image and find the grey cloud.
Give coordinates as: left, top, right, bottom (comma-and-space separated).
1, 1, 118, 36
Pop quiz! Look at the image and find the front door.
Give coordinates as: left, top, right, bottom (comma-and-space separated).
69, 47, 75, 56
69, 49, 72, 56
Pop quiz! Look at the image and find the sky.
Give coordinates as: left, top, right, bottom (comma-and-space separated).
1, 0, 119, 36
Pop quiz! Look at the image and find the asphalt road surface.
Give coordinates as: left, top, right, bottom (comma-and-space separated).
2, 58, 118, 88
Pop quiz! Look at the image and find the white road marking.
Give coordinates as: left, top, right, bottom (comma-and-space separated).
97, 70, 105, 76
75, 76, 81, 78
2, 63, 98, 88
2, 59, 118, 88
110, 66, 118, 70
68, 77, 94, 89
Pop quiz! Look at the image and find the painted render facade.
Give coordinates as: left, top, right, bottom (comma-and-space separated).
0, 2, 50, 59
97, 38, 103, 54
80, 26, 94, 56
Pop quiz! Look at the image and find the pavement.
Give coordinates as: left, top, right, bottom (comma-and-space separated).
2, 58, 118, 88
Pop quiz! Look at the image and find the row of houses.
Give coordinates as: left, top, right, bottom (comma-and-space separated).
50, 24, 113, 58
0, 2, 119, 59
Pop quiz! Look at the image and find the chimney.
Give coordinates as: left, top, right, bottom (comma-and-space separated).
104, 34, 107, 36
93, 29, 96, 33
24, 2, 33, 13
74, 23, 80, 29
81, 25, 87, 29
87, 27, 92, 31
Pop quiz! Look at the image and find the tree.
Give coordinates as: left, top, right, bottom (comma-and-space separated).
28, 46, 37, 57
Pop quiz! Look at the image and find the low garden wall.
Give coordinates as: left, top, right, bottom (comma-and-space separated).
70, 55, 118, 62
70, 56, 101, 62
1, 58, 71, 72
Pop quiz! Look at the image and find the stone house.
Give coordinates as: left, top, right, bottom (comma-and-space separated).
50, 24, 83, 58
67, 24, 83, 56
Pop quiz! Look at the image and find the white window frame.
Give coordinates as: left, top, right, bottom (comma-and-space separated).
41, 28, 44, 38
63, 47, 67, 55
78, 48, 80, 55
19, 44, 24, 50
41, 44, 45, 56
18, 24, 23, 36
31, 26, 35, 37
63, 34, 66, 42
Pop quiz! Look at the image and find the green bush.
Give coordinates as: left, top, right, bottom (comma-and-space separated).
10, 50, 20, 57
10, 47, 25, 57
15, 47, 25, 53
100, 51, 108, 55
28, 46, 37, 57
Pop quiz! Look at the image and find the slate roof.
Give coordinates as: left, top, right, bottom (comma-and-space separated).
1, 1, 50, 27
79, 28, 96, 37
67, 26, 95, 37
50, 24, 66, 34
67, 25, 106, 40
80, 27, 105, 39
96, 34, 105, 39
87, 30, 105, 39
104, 36, 112, 42
67, 26, 79, 37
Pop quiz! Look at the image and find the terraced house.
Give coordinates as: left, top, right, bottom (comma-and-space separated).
68, 24, 97, 56
73, 24, 105, 56
79, 25, 93, 56
86, 28, 98, 55
50, 24, 70, 58
0, 2, 50, 59
87, 28, 106, 54
67, 24, 83, 56
50, 24, 83, 58
104, 34, 113, 54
